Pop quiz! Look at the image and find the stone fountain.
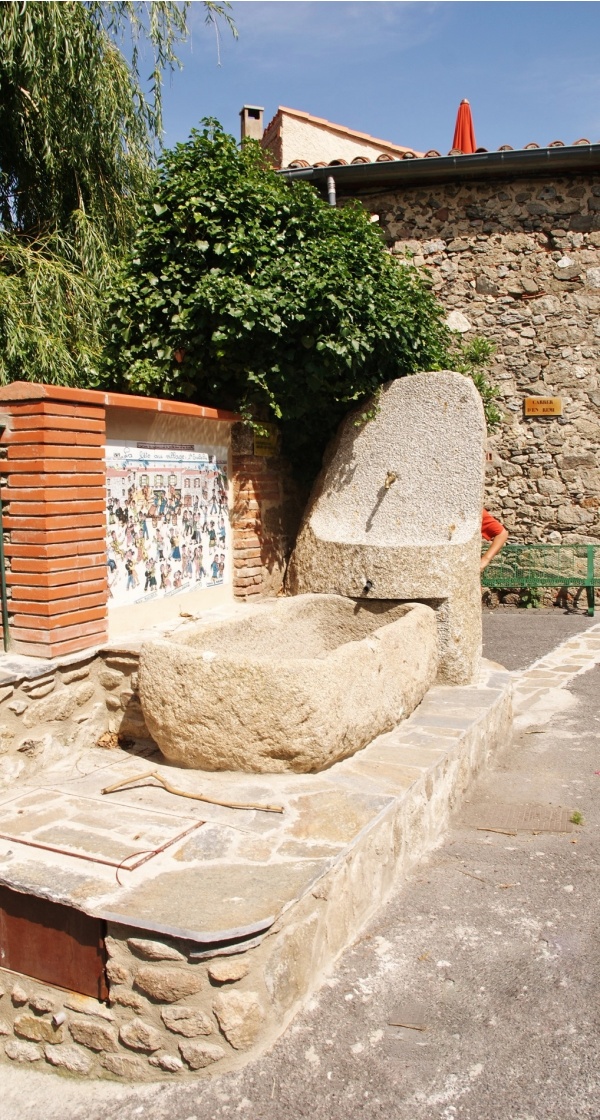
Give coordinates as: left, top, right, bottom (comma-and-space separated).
139, 371, 487, 772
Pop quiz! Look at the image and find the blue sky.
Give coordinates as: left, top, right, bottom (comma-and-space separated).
159, 1, 600, 156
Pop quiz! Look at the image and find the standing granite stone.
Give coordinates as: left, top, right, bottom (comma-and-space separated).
287, 372, 486, 684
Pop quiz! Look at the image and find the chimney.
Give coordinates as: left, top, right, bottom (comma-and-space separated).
240, 105, 264, 143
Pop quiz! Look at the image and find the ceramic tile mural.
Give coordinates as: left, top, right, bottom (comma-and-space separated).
105, 440, 229, 606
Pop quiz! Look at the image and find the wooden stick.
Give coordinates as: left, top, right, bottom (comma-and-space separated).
101, 770, 284, 814
476, 826, 518, 836
388, 1021, 428, 1032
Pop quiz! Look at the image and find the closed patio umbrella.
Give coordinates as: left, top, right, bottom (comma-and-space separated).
452, 98, 477, 154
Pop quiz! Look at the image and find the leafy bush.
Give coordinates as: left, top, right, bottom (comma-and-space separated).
105, 122, 468, 477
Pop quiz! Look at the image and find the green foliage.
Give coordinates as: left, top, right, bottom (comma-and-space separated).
451, 335, 502, 430
105, 122, 456, 475
0, 1, 235, 385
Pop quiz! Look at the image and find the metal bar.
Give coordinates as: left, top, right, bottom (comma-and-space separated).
0, 819, 203, 871
586, 545, 595, 617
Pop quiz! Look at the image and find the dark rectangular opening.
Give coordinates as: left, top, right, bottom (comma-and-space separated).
0, 885, 108, 1000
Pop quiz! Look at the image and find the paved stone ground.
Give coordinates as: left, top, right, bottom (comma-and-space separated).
4, 613, 600, 1120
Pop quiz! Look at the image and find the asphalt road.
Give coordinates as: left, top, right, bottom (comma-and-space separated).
482, 604, 598, 670
4, 610, 599, 1120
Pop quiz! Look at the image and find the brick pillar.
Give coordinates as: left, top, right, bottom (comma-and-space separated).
230, 423, 304, 600
0, 390, 108, 657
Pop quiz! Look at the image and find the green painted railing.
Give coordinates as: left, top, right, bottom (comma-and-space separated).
481, 543, 600, 616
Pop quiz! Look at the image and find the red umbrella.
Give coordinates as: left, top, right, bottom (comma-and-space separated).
452, 98, 477, 154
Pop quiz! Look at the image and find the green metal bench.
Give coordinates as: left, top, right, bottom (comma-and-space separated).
481, 543, 600, 616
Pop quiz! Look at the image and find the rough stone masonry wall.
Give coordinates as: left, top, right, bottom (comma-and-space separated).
0, 666, 512, 1081
0, 647, 146, 789
356, 172, 600, 543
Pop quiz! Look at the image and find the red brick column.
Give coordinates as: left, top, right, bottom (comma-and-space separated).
231, 423, 304, 600
0, 391, 108, 657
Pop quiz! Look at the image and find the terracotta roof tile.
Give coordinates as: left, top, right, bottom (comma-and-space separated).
280, 129, 598, 172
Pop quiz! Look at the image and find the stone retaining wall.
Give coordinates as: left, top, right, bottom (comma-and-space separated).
352, 172, 600, 544
0, 648, 147, 789
0, 668, 512, 1081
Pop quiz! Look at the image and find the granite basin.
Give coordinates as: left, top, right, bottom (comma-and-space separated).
138, 594, 439, 773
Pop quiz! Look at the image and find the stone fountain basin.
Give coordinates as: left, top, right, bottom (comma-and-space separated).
138, 594, 439, 773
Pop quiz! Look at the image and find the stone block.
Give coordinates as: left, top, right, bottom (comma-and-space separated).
134, 966, 203, 1003
101, 1052, 147, 1077
287, 373, 486, 684
208, 958, 250, 984
28, 995, 56, 1014
149, 1052, 184, 1072
75, 682, 96, 706
63, 994, 115, 1020
106, 961, 130, 984
110, 988, 149, 1013
179, 1039, 226, 1070
11, 984, 29, 1006
62, 666, 91, 684
98, 669, 124, 690
69, 1017, 119, 1052
22, 690, 77, 727
139, 596, 438, 772
8, 700, 28, 716
14, 1012, 64, 1044
213, 991, 265, 1050
161, 1006, 214, 1037
119, 1017, 163, 1052
25, 681, 55, 700
5, 1039, 42, 1062
44, 1043, 92, 1074
127, 937, 186, 962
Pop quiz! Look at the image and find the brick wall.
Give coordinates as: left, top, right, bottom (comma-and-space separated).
230, 423, 304, 599
1, 396, 108, 657
0, 383, 239, 658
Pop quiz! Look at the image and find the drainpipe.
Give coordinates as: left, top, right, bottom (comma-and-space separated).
0, 425, 9, 651
326, 175, 337, 206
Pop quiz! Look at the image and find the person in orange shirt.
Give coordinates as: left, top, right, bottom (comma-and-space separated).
480, 509, 509, 572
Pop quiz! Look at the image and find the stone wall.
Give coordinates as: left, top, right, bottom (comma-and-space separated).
353, 172, 600, 543
0, 647, 146, 788
0, 661, 513, 1082
230, 422, 304, 599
